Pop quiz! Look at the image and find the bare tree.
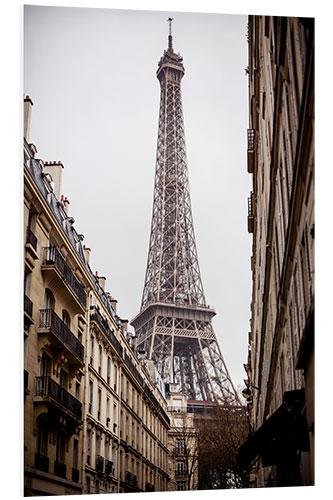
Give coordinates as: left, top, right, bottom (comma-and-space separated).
196, 403, 249, 489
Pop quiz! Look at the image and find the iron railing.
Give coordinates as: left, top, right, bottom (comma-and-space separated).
248, 192, 253, 217
72, 467, 79, 482
35, 375, 82, 420
95, 455, 104, 473
24, 369, 29, 392
90, 307, 123, 358
34, 452, 49, 473
124, 353, 144, 387
43, 246, 86, 307
105, 459, 113, 475
39, 309, 84, 363
54, 460, 66, 478
167, 406, 186, 413
26, 227, 37, 251
24, 294, 33, 318
247, 129, 255, 150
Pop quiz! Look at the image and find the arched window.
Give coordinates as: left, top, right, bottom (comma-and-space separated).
62, 310, 70, 328
44, 289, 55, 310
37, 416, 48, 459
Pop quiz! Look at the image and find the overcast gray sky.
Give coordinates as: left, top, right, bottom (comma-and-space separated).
24, 4, 252, 392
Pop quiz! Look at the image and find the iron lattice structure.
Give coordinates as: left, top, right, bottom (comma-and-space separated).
131, 22, 238, 404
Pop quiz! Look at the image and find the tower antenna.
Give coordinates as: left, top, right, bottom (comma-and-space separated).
167, 17, 174, 50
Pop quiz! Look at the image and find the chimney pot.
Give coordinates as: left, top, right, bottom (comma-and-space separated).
24, 95, 34, 141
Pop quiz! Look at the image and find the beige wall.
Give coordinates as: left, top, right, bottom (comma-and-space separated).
24, 123, 170, 495
244, 16, 314, 487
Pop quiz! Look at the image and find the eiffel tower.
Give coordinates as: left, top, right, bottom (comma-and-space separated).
131, 19, 238, 404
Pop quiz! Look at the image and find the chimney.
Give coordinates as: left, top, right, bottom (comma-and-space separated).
109, 296, 118, 313
44, 161, 64, 200
83, 245, 91, 264
63, 196, 70, 214
121, 319, 129, 332
24, 95, 34, 142
98, 276, 106, 291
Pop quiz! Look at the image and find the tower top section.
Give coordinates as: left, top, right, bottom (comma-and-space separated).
157, 18, 185, 81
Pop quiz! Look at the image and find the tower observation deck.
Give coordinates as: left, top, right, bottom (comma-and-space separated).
131, 20, 238, 404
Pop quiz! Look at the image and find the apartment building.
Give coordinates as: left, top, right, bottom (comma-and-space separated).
238, 16, 314, 488
166, 386, 198, 491
24, 96, 170, 496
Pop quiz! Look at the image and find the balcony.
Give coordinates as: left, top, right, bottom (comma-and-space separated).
90, 307, 123, 358
105, 459, 113, 475
24, 369, 29, 395
24, 294, 34, 326
96, 455, 104, 473
72, 467, 79, 483
126, 471, 137, 486
247, 192, 254, 233
35, 452, 49, 473
167, 406, 186, 413
25, 227, 39, 261
38, 309, 84, 366
41, 246, 86, 312
54, 460, 66, 479
35, 376, 82, 421
247, 129, 255, 173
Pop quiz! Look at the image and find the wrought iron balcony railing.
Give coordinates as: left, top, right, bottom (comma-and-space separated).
247, 129, 255, 173
248, 192, 253, 218
247, 129, 255, 150
105, 459, 113, 475
39, 309, 84, 364
90, 307, 123, 358
167, 406, 186, 413
54, 460, 66, 478
35, 375, 82, 420
24, 369, 29, 393
24, 294, 33, 318
72, 467, 79, 483
95, 455, 104, 473
42, 246, 86, 308
26, 227, 38, 251
35, 452, 49, 473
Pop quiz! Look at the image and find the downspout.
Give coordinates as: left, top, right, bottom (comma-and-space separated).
82, 290, 93, 493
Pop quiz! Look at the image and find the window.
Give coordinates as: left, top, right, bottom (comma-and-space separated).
90, 336, 94, 365
44, 289, 55, 310
73, 439, 79, 470
176, 460, 185, 476
176, 481, 186, 491
75, 382, 80, 400
62, 310, 70, 328
40, 353, 50, 378
105, 440, 110, 461
99, 345, 102, 375
98, 388, 102, 421
114, 365, 117, 391
106, 397, 110, 427
59, 369, 68, 390
89, 380, 93, 413
107, 356, 111, 384
174, 418, 183, 428
37, 418, 48, 458
56, 430, 66, 465
176, 438, 185, 454
87, 430, 91, 465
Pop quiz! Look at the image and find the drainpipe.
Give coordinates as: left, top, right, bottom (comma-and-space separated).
82, 290, 93, 494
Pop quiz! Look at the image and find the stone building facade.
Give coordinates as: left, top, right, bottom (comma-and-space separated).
166, 385, 198, 491
238, 16, 314, 488
24, 96, 170, 496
